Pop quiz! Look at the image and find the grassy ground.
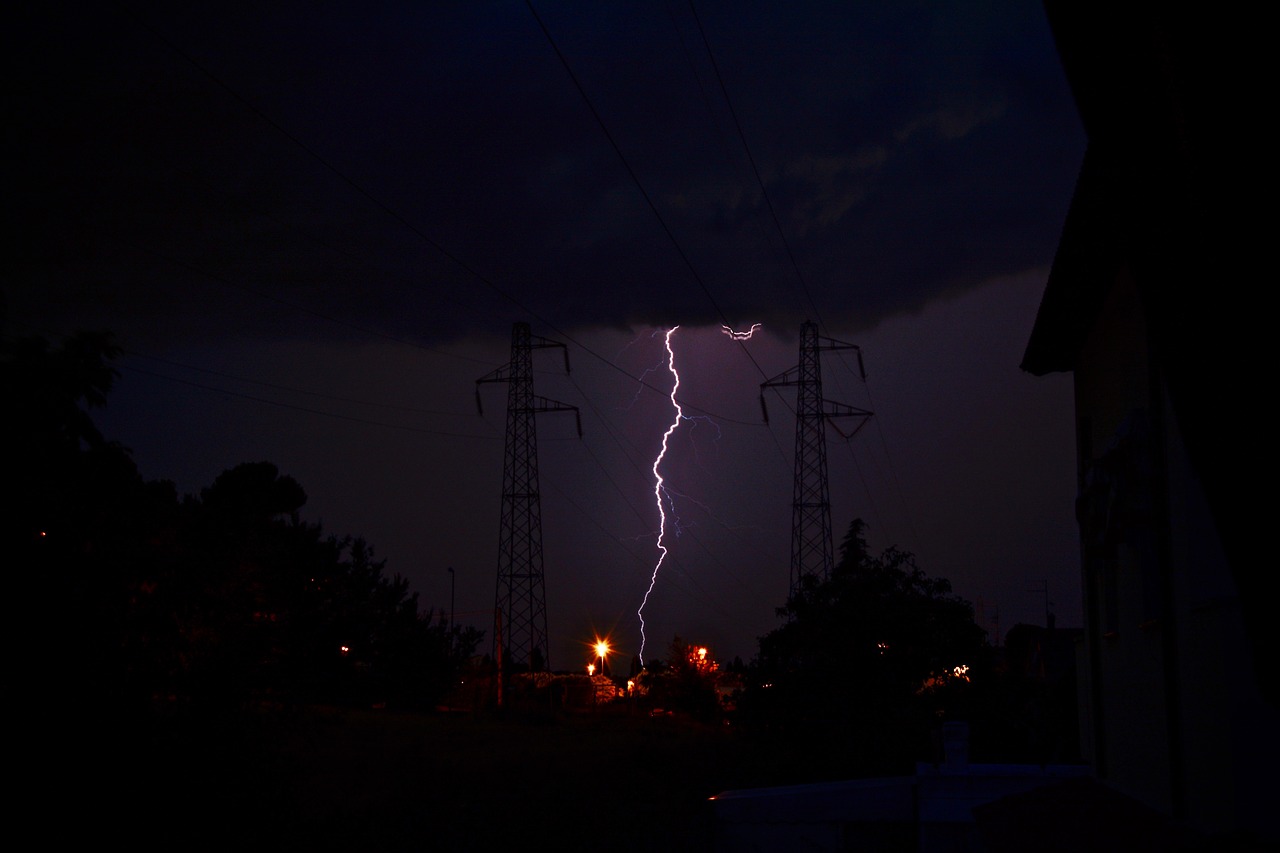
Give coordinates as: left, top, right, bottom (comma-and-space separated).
71, 702, 851, 851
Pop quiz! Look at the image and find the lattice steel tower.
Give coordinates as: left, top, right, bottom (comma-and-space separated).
761, 321, 872, 600
476, 322, 580, 677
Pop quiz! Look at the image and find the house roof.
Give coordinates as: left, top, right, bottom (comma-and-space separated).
1020, 146, 1119, 376
1021, 2, 1204, 376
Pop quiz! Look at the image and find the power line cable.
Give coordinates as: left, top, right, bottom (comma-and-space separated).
686, 0, 824, 326
686, 4, 915, 551
122, 365, 502, 440
524, 1, 790, 456
113, 6, 805, 631
124, 350, 484, 418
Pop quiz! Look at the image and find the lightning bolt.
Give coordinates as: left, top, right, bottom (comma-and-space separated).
721, 323, 762, 340
621, 330, 672, 411
635, 322, 762, 665
637, 325, 683, 665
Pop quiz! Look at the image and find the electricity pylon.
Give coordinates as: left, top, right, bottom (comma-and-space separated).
476, 322, 581, 687
760, 320, 871, 601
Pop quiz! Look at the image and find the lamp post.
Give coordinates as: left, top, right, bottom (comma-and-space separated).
594, 640, 610, 678
447, 566, 455, 653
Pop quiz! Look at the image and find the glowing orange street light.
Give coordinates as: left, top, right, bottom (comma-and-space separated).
594, 639, 610, 677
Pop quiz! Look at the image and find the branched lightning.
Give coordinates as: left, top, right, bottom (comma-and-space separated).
635, 322, 762, 665
681, 413, 724, 474
637, 326, 683, 665
721, 323, 762, 340
620, 330, 670, 410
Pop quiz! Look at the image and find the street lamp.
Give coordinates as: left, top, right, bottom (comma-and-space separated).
594, 639, 610, 677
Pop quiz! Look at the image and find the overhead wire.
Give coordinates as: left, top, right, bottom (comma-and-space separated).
115, 4, 725, 419
110, 2, 804, 529
524, 0, 790, 463
124, 350, 488, 419
36, 202, 495, 366
124, 366, 502, 439
685, 0, 823, 326
685, 0, 919, 550
64, 2, 781, 455
83, 5, 825, 641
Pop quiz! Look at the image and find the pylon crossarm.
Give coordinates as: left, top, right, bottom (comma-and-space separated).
823, 401, 873, 419
475, 368, 513, 416
815, 338, 867, 379
476, 364, 511, 385
529, 336, 571, 373
530, 395, 578, 415
827, 414, 873, 441
816, 336, 861, 352
761, 364, 802, 389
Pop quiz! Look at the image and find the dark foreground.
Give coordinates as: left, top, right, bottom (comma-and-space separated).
59, 703, 839, 851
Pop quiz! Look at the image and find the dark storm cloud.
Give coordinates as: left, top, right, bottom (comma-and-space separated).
7, 1, 1077, 344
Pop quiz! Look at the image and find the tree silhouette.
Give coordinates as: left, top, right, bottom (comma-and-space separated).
6, 327, 487, 838
660, 636, 725, 723
4, 330, 149, 705
4, 329, 482, 726
147, 462, 481, 714
742, 518, 989, 774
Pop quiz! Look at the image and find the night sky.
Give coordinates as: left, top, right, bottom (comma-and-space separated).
7, 2, 1086, 668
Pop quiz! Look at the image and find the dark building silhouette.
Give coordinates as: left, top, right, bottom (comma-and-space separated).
1018, 2, 1275, 846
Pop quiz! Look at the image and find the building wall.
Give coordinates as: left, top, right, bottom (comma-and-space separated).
1162, 391, 1273, 836
1071, 265, 1274, 839
1073, 265, 1171, 813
